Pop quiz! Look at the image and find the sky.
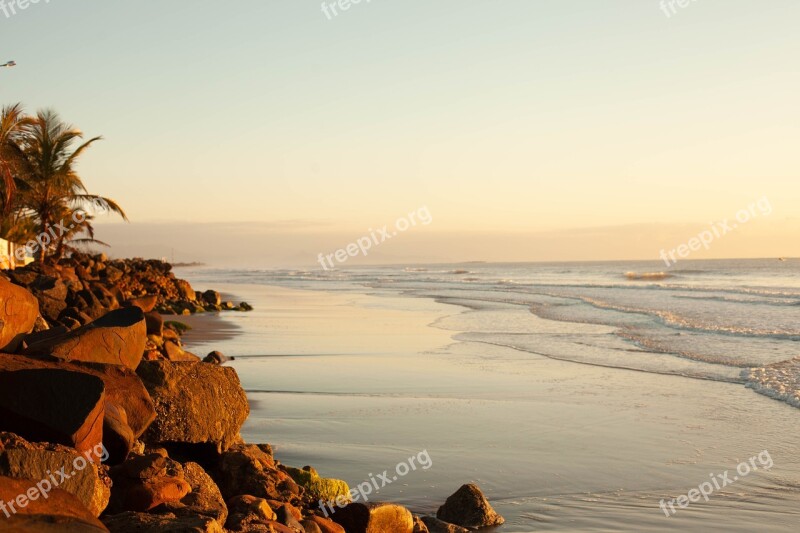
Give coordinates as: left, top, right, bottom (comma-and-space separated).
1, 0, 798, 266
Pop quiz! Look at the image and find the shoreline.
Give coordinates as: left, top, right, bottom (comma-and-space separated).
188, 278, 800, 532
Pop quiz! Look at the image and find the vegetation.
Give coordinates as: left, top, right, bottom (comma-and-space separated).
0, 103, 127, 263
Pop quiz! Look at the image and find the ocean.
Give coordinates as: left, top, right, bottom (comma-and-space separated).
182, 258, 800, 531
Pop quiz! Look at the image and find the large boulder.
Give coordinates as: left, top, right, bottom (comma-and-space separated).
0, 432, 111, 517
436, 484, 504, 529
103, 512, 224, 533
0, 475, 108, 532
0, 353, 157, 440
330, 502, 414, 533
23, 307, 147, 370
106, 453, 191, 513
0, 277, 39, 352
0, 368, 105, 454
137, 361, 249, 452
214, 444, 299, 503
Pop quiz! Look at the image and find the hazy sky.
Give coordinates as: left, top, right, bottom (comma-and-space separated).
2, 1, 798, 265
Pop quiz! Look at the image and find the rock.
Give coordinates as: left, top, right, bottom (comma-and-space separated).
145, 311, 164, 336
23, 307, 147, 370
272, 500, 302, 519
18, 325, 69, 352
61, 316, 82, 330
0, 432, 111, 516
107, 454, 191, 513
29, 275, 68, 323
201, 290, 221, 306
239, 302, 253, 311
0, 353, 156, 440
413, 515, 431, 533
103, 511, 224, 533
158, 461, 228, 523
306, 515, 346, 533
32, 314, 50, 332
0, 475, 109, 532
90, 283, 121, 310
214, 444, 298, 503
286, 466, 350, 504
280, 514, 305, 532
274, 503, 304, 531
0, 277, 39, 352
164, 340, 201, 362
103, 265, 123, 284
436, 484, 504, 529
103, 403, 135, 465
202, 351, 230, 365
125, 295, 158, 313
330, 502, 414, 533
175, 280, 196, 301
75, 288, 108, 321
0, 368, 105, 453
301, 520, 324, 533
225, 495, 276, 531
420, 517, 468, 533
137, 361, 249, 452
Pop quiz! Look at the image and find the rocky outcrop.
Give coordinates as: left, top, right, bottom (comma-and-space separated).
0, 432, 111, 517
23, 307, 147, 370
330, 502, 414, 533
137, 361, 249, 452
0, 353, 157, 441
0, 277, 39, 352
436, 484, 504, 529
103, 511, 224, 533
0, 368, 105, 453
6, 254, 251, 331
0, 475, 109, 532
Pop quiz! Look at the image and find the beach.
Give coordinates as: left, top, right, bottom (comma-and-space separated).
180, 260, 800, 531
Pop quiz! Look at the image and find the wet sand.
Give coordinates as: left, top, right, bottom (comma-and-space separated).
182, 283, 800, 532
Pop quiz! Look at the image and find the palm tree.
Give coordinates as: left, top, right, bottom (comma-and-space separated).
0, 103, 33, 218
19, 109, 127, 262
